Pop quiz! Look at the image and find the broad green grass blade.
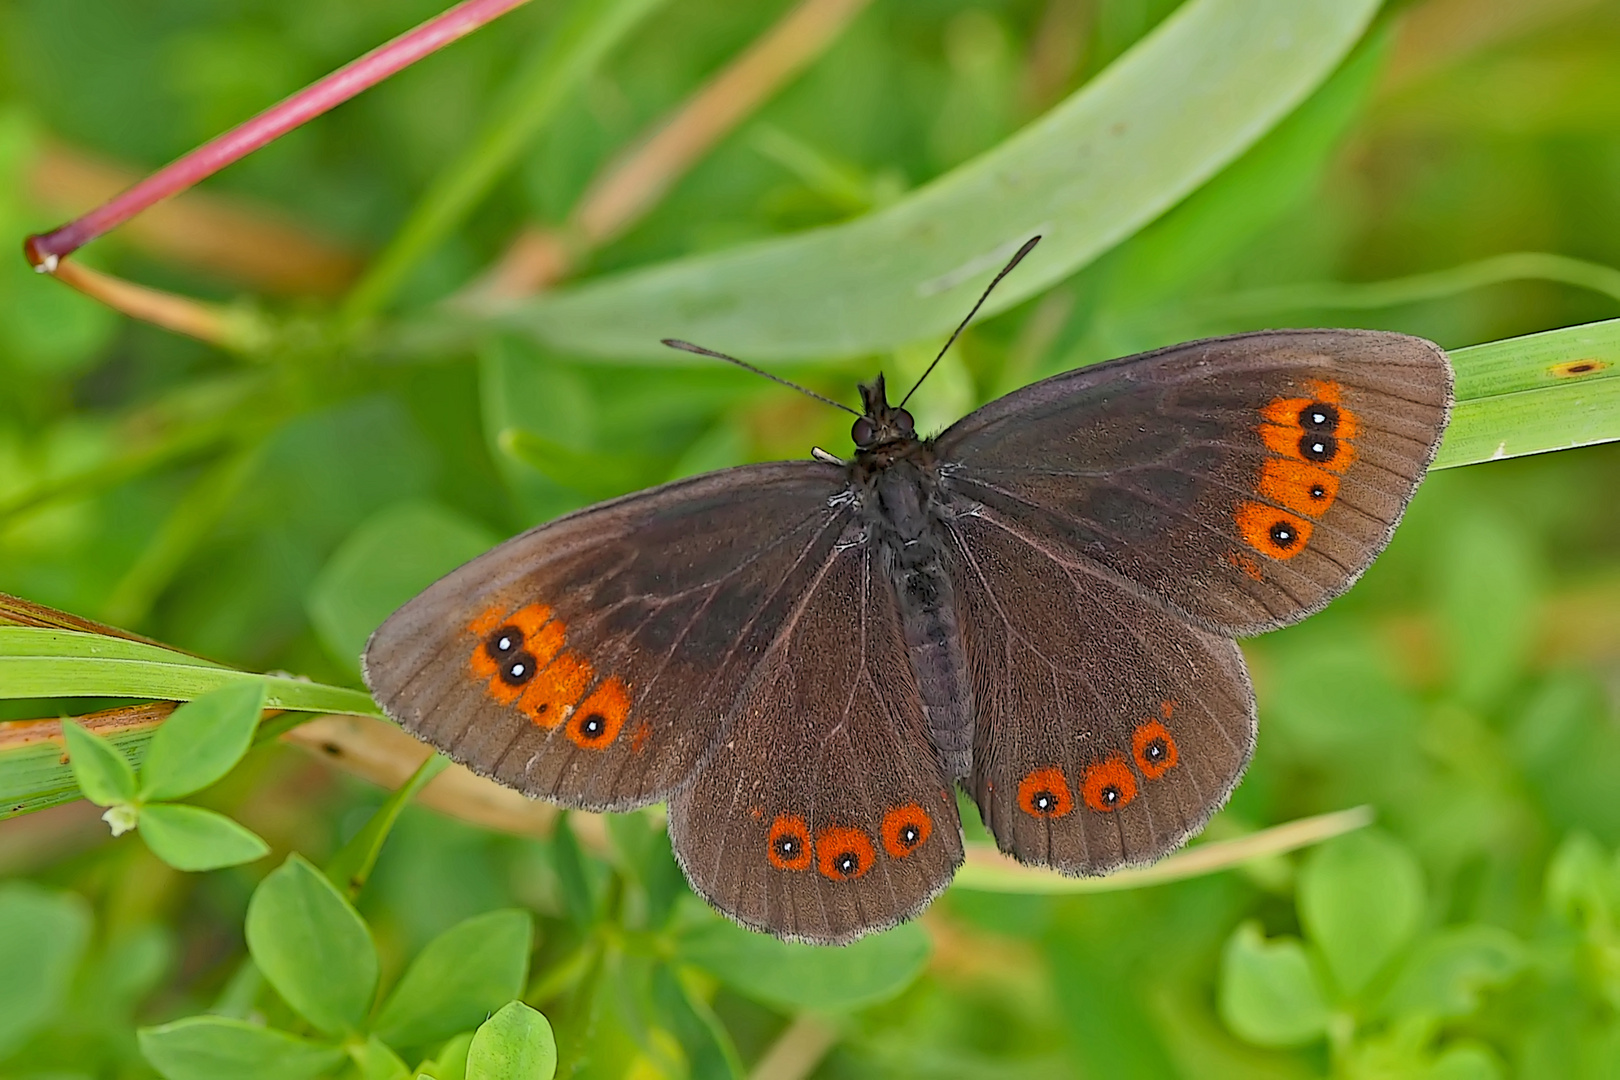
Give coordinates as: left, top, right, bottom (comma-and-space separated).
1435, 318, 1620, 468
0, 628, 380, 715
468, 0, 1378, 362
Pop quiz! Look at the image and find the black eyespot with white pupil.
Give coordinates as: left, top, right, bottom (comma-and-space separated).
500, 650, 538, 685
834, 851, 861, 876
1033, 791, 1057, 813
1309, 483, 1327, 500
899, 825, 920, 848
1268, 522, 1299, 549
578, 713, 607, 740
1299, 433, 1338, 463
774, 835, 800, 858
1099, 785, 1123, 805
1143, 738, 1168, 763
485, 625, 523, 660
1299, 402, 1339, 433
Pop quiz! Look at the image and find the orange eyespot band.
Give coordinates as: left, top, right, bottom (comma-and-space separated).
1081, 754, 1137, 812
1236, 501, 1313, 560
881, 804, 932, 858
565, 675, 632, 748
767, 814, 813, 871
1017, 767, 1073, 819
1132, 720, 1178, 779
816, 826, 875, 881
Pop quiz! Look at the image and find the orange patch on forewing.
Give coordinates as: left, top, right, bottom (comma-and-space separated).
880, 804, 933, 858
468, 602, 557, 683
1081, 754, 1138, 812
1226, 550, 1265, 581
767, 814, 813, 871
1257, 457, 1340, 518
517, 650, 594, 727
565, 675, 632, 749
467, 606, 506, 639
1236, 501, 1314, 560
816, 826, 876, 881
1259, 395, 1312, 428
1132, 720, 1179, 780
1017, 767, 1074, 819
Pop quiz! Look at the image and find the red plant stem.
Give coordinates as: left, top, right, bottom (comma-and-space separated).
24, 0, 535, 270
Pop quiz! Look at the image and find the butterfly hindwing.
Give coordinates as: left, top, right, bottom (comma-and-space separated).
946, 510, 1256, 872
363, 462, 851, 811
936, 329, 1451, 636
668, 535, 964, 944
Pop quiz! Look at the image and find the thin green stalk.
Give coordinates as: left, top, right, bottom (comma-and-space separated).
341, 0, 669, 322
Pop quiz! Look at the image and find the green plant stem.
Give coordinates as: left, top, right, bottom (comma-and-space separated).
341, 0, 669, 322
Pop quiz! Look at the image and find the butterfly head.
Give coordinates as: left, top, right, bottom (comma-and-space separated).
852, 374, 916, 450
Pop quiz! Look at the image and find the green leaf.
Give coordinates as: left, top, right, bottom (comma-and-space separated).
498, 428, 665, 501
0, 882, 93, 1057
139, 680, 267, 800
1298, 831, 1426, 998
349, 1035, 410, 1080
245, 854, 379, 1036
424, 0, 1379, 362
1380, 925, 1525, 1021
61, 718, 138, 807
1217, 921, 1331, 1048
373, 909, 533, 1050
421, 1032, 475, 1080
1435, 511, 1539, 707
0, 627, 383, 715
139, 802, 270, 872
137, 1016, 346, 1080
1433, 319, 1620, 469
1545, 833, 1617, 930
673, 904, 930, 1012
465, 1002, 557, 1080
325, 752, 451, 898
307, 501, 496, 674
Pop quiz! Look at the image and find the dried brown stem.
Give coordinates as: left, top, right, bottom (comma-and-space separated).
468, 0, 873, 300
42, 260, 264, 350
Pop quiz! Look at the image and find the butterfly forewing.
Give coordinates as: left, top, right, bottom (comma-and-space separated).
363, 462, 851, 811
936, 330, 1451, 636
946, 511, 1256, 872
668, 537, 964, 944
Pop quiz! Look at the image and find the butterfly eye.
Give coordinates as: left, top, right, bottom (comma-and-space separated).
852, 417, 877, 446
893, 409, 915, 436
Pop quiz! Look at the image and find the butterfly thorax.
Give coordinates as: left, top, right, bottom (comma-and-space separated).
845, 414, 975, 779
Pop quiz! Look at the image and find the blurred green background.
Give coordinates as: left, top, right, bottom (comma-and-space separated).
2, 0, 1619, 1077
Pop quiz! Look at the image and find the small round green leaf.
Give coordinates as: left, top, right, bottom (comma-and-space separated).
138, 1016, 345, 1080
465, 1002, 556, 1080
61, 718, 137, 807
1299, 830, 1426, 998
674, 905, 930, 1012
245, 854, 379, 1036
1218, 921, 1331, 1047
139, 680, 267, 801
1379, 925, 1525, 1021
139, 803, 270, 872
373, 909, 533, 1049
0, 882, 92, 1058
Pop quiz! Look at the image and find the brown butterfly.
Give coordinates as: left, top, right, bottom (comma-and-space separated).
364, 240, 1451, 943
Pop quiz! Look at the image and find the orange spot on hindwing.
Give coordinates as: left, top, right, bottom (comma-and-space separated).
767, 814, 813, 871
816, 826, 875, 881
881, 804, 933, 858
1081, 754, 1137, 812
1018, 767, 1073, 818
1236, 501, 1313, 560
1256, 458, 1339, 518
565, 675, 632, 748
1132, 719, 1178, 779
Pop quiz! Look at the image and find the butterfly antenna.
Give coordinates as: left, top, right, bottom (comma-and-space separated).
662, 338, 862, 417
898, 234, 1042, 409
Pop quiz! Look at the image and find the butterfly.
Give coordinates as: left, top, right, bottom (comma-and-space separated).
363, 238, 1452, 944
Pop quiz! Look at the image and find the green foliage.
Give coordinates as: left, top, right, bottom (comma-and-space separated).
3, 0, 1619, 1076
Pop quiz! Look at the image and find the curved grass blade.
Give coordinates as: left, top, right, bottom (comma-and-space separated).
433, 0, 1379, 361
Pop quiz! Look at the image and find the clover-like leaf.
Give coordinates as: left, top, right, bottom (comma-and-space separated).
1299, 830, 1425, 998
372, 909, 532, 1050
139, 680, 266, 801
138, 1016, 345, 1080
245, 854, 379, 1036
465, 1002, 556, 1080
61, 718, 137, 808
1218, 921, 1331, 1047
0, 883, 93, 1058
139, 803, 270, 872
